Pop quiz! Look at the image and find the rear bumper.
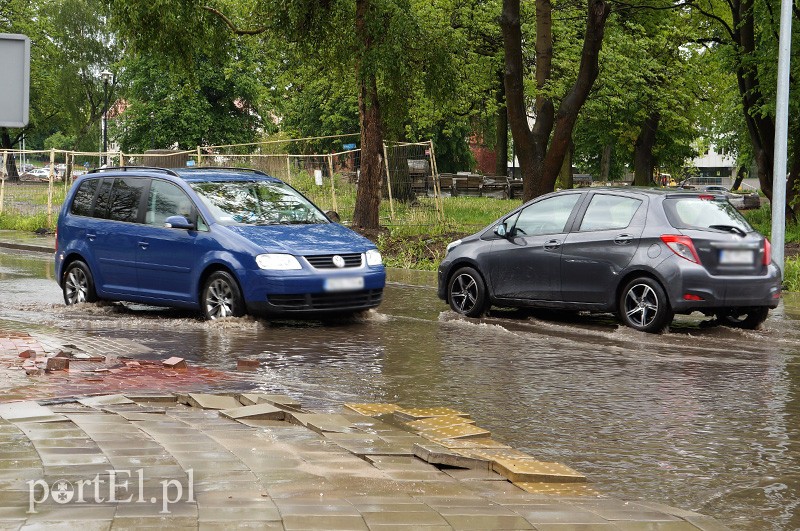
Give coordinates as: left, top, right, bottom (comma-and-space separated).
665, 261, 781, 312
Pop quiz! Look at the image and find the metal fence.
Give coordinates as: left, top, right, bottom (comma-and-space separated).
0, 139, 446, 228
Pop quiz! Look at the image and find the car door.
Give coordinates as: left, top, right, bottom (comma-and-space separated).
484, 193, 582, 301
560, 192, 646, 304
89, 177, 147, 295
135, 179, 204, 302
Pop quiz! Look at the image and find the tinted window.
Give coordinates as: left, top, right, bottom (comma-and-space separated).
510, 194, 580, 236
93, 179, 113, 219
70, 179, 99, 217
664, 197, 752, 232
579, 194, 642, 231
108, 178, 147, 223
146, 180, 195, 226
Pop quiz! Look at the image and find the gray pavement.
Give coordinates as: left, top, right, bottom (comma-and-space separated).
0, 230, 731, 529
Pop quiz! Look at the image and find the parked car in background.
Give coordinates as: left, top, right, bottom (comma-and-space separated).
438, 188, 781, 333
56, 167, 386, 319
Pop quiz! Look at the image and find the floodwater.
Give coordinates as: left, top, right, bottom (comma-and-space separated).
2, 250, 800, 530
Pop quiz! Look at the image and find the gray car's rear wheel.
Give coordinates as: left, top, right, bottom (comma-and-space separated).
202, 271, 245, 320
63, 260, 98, 305
448, 266, 488, 318
619, 277, 673, 333
715, 307, 769, 330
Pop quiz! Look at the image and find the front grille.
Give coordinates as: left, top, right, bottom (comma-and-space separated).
305, 253, 363, 269
268, 289, 383, 311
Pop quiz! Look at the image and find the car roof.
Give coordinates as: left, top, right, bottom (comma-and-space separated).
576, 186, 716, 198
86, 166, 282, 183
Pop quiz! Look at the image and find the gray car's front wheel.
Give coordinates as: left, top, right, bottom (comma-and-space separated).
619, 277, 673, 333
63, 260, 98, 306
448, 267, 488, 318
202, 271, 245, 320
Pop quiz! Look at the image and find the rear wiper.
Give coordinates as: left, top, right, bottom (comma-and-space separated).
709, 224, 747, 237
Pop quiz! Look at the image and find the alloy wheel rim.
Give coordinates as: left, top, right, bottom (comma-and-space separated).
451, 273, 478, 313
206, 279, 234, 319
65, 268, 87, 304
624, 283, 658, 327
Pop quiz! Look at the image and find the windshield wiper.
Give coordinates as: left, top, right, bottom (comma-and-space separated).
709, 224, 747, 237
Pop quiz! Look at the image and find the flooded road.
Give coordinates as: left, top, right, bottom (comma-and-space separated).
3, 251, 800, 530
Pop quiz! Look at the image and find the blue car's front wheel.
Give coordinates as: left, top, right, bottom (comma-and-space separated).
202, 271, 245, 320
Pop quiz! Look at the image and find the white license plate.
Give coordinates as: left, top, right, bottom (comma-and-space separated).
719, 249, 754, 264
324, 276, 364, 292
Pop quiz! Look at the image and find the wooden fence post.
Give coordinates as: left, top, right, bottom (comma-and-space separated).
47, 149, 55, 227
0, 151, 7, 214
382, 143, 395, 223
327, 154, 338, 213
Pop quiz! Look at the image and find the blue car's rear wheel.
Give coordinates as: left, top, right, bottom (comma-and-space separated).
202, 271, 245, 320
619, 277, 673, 333
448, 267, 488, 318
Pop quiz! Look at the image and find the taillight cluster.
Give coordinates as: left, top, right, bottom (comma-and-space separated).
763, 238, 771, 266
660, 235, 700, 264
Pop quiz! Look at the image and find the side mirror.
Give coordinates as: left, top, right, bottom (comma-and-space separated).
494, 223, 508, 238
164, 215, 195, 230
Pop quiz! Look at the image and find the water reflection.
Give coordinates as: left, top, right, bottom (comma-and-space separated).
0, 253, 799, 529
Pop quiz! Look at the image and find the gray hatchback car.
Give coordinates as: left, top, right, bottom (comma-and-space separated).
437, 188, 781, 333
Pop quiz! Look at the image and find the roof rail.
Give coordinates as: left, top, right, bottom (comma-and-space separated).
179, 166, 271, 177
88, 166, 181, 177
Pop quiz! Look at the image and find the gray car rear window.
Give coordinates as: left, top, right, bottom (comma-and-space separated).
663, 197, 752, 232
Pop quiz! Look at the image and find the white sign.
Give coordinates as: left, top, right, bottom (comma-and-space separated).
0, 34, 31, 127
314, 169, 323, 186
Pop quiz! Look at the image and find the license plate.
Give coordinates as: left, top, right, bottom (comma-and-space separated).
324, 276, 364, 292
719, 249, 754, 264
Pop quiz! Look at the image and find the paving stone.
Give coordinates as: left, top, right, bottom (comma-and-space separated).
683, 515, 734, 531
197, 505, 281, 522
510, 504, 613, 525
109, 516, 198, 529
441, 513, 535, 529
123, 394, 177, 404
238, 393, 302, 410
491, 459, 586, 484
405, 415, 476, 431
441, 467, 507, 482
428, 438, 511, 450
394, 407, 471, 422
0, 402, 62, 422
362, 510, 449, 527
282, 514, 368, 530
413, 443, 491, 470
20, 521, 112, 531
459, 448, 536, 461
219, 403, 285, 421
288, 413, 357, 434
342, 403, 401, 416
185, 394, 240, 410
515, 482, 602, 497
199, 522, 283, 530
77, 395, 135, 407
418, 424, 491, 441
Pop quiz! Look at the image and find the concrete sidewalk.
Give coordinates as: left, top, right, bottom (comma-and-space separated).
0, 230, 55, 254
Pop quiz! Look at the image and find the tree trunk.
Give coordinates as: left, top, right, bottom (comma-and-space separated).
495, 69, 508, 177
556, 141, 573, 189
600, 143, 612, 181
1, 129, 20, 182
352, 0, 384, 231
633, 112, 659, 186
501, 0, 609, 202
731, 166, 746, 191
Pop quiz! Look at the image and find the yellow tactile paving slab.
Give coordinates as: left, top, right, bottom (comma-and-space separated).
515, 481, 602, 496
431, 437, 512, 450
491, 458, 587, 483
420, 423, 491, 441
394, 407, 471, 421
458, 448, 535, 461
343, 403, 402, 416
405, 415, 476, 431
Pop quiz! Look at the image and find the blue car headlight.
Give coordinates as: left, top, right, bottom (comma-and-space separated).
256, 253, 302, 270
366, 249, 383, 266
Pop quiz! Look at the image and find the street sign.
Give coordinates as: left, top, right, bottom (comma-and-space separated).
0, 34, 30, 127
343, 143, 357, 150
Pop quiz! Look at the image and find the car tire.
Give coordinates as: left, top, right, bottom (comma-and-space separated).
715, 307, 769, 330
448, 267, 489, 317
63, 260, 98, 305
202, 271, 245, 320
618, 277, 673, 333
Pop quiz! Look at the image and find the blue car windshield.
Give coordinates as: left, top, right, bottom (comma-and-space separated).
190, 181, 329, 225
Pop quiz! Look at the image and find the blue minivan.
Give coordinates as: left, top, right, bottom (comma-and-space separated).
55, 167, 386, 319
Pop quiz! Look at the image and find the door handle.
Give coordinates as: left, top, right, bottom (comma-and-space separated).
138, 241, 149, 250
86, 232, 96, 241
544, 239, 561, 250
614, 234, 633, 245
